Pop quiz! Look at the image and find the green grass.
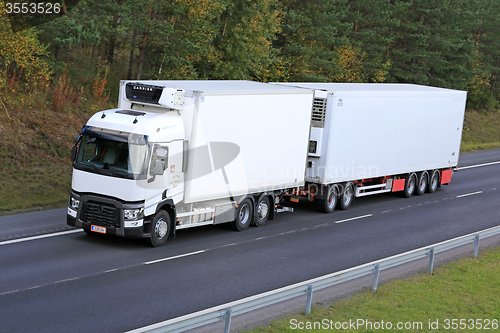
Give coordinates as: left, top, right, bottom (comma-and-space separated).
246, 247, 500, 333
461, 110, 500, 153
0, 88, 98, 216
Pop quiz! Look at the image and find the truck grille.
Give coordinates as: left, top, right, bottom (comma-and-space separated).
83, 202, 118, 228
311, 98, 327, 128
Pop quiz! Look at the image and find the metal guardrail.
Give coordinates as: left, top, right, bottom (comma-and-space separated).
127, 225, 500, 333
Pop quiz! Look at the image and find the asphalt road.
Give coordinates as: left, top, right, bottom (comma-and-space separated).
1, 149, 499, 333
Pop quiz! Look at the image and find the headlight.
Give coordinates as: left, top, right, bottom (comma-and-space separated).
124, 208, 144, 221
70, 197, 80, 210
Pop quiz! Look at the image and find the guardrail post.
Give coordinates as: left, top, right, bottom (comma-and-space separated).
429, 247, 435, 275
223, 308, 232, 333
474, 234, 480, 258
372, 264, 380, 292
305, 285, 313, 315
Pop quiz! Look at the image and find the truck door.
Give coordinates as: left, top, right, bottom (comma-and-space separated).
146, 140, 184, 208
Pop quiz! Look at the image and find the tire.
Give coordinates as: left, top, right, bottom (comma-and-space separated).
416, 172, 428, 196
427, 170, 439, 193
254, 196, 271, 227
338, 182, 355, 210
403, 173, 416, 198
148, 211, 171, 247
232, 198, 253, 231
318, 185, 338, 213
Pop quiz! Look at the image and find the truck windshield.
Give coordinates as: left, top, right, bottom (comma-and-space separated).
75, 126, 149, 180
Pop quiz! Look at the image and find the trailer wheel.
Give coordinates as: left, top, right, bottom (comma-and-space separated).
254, 196, 271, 227
416, 172, 428, 196
427, 170, 439, 193
318, 185, 338, 213
232, 198, 253, 231
339, 183, 355, 210
403, 173, 416, 198
148, 211, 171, 247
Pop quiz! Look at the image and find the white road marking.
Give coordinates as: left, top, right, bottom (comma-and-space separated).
55, 277, 80, 284
0, 290, 19, 296
335, 214, 373, 224
459, 160, 500, 170
456, 191, 483, 198
0, 229, 84, 246
144, 250, 205, 265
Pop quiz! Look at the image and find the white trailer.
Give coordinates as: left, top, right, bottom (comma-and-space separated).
67, 80, 466, 246
273, 82, 467, 213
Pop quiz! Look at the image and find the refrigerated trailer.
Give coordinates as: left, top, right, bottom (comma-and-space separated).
273, 82, 467, 212
67, 80, 467, 246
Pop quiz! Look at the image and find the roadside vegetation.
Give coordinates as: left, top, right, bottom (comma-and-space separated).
462, 111, 500, 152
245, 246, 500, 333
1, 0, 500, 215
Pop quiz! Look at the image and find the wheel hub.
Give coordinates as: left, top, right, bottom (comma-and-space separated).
155, 218, 168, 239
258, 202, 269, 219
239, 205, 250, 224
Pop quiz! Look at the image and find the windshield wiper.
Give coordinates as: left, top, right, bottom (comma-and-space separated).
76, 161, 134, 179
108, 168, 134, 179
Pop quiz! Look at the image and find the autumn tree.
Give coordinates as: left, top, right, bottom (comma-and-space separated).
0, 1, 51, 90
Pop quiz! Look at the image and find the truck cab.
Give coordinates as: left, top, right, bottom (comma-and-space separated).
67, 83, 187, 246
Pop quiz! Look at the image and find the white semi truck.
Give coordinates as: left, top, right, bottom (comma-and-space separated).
67, 80, 467, 246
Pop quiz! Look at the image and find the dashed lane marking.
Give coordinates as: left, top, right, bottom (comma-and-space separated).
456, 191, 483, 198
335, 214, 373, 224
143, 250, 206, 265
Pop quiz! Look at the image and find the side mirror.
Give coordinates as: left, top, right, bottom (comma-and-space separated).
71, 135, 80, 161
71, 146, 78, 161
152, 158, 165, 176
149, 145, 168, 180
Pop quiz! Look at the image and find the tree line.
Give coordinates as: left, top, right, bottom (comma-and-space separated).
2, 0, 500, 109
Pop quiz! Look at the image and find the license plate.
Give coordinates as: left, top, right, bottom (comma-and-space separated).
91, 225, 106, 234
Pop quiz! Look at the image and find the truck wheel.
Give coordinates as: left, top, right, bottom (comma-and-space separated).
148, 211, 171, 247
339, 182, 354, 210
232, 198, 253, 231
403, 173, 416, 198
318, 185, 337, 213
254, 196, 270, 227
427, 170, 439, 193
416, 172, 428, 196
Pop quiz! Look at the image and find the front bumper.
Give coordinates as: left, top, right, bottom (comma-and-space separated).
67, 191, 147, 239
